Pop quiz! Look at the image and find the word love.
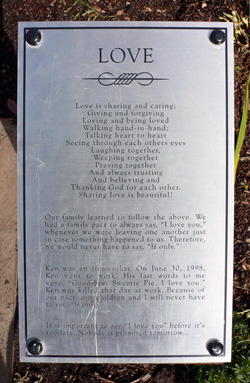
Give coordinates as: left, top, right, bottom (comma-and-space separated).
98, 48, 154, 63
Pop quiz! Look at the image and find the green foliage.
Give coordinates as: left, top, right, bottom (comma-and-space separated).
221, 10, 250, 182
235, 73, 250, 181
181, 311, 250, 383
220, 10, 249, 49
63, 0, 106, 20
234, 65, 242, 71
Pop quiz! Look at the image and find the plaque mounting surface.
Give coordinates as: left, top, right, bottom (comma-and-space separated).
18, 21, 234, 363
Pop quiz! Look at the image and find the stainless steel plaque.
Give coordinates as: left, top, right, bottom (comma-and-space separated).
18, 22, 234, 363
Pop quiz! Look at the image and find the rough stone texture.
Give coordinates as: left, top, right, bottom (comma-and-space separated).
0, 119, 17, 383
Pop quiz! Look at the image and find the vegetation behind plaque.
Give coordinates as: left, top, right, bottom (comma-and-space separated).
235, 73, 250, 181
179, 310, 250, 383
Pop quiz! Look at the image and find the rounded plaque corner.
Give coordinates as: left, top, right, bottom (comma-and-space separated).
206, 339, 224, 356
26, 29, 42, 46
26, 337, 44, 355
209, 29, 226, 45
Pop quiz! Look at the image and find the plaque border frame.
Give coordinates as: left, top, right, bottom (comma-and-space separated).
18, 22, 234, 363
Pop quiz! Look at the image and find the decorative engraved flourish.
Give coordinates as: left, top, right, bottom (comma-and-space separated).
98, 72, 153, 86
83, 72, 168, 86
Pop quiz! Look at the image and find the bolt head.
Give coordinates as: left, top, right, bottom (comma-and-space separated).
27, 338, 43, 355
207, 339, 224, 356
26, 29, 42, 46
209, 29, 226, 45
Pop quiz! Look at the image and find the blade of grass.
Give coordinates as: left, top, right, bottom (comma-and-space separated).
235, 73, 250, 181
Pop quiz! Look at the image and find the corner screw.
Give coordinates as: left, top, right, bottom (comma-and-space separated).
26, 29, 42, 46
207, 339, 224, 356
209, 29, 226, 45
27, 338, 43, 355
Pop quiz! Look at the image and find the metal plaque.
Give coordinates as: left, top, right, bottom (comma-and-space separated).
18, 22, 234, 363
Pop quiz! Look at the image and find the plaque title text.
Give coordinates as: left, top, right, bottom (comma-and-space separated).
98, 48, 154, 63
